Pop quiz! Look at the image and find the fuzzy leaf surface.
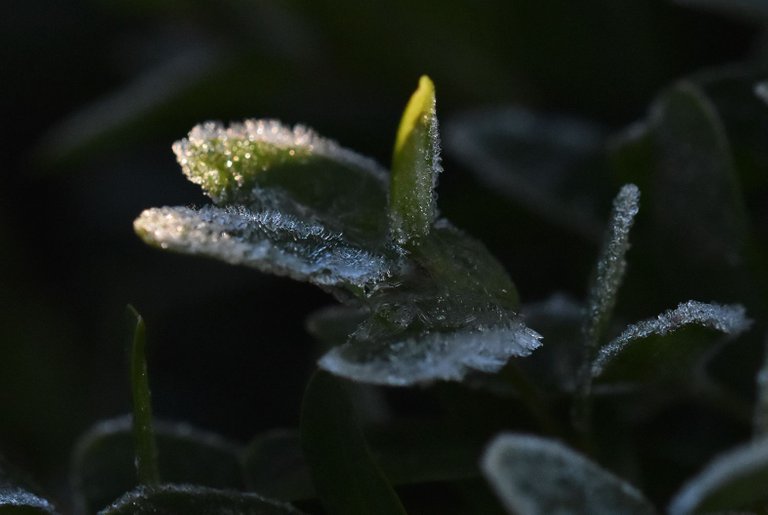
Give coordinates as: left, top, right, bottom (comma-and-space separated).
482, 434, 656, 515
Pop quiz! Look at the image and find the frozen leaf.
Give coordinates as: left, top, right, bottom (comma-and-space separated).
72, 416, 244, 515
134, 205, 394, 293
668, 437, 768, 515
320, 318, 541, 386
592, 301, 752, 377
99, 484, 304, 515
445, 107, 608, 240
175, 119, 389, 243
389, 75, 442, 244
482, 433, 656, 515
582, 184, 640, 359
0, 457, 57, 514
300, 372, 407, 515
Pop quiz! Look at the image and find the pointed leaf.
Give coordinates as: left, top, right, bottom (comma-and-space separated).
445, 107, 608, 240
176, 119, 389, 243
300, 371, 407, 515
99, 484, 304, 515
482, 434, 656, 515
592, 301, 752, 377
134, 205, 395, 293
389, 75, 442, 244
0, 457, 57, 514
127, 305, 159, 486
582, 184, 640, 361
72, 416, 244, 515
668, 437, 768, 515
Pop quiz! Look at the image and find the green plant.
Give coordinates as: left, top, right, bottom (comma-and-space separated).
2, 61, 768, 514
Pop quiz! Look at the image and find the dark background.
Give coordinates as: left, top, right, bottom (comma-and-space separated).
0, 0, 761, 501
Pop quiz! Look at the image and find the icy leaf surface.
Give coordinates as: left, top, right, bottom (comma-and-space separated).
482, 433, 656, 515
668, 437, 768, 515
135, 205, 393, 291
175, 119, 389, 243
0, 457, 56, 514
445, 107, 608, 239
389, 75, 442, 244
99, 484, 304, 515
582, 184, 640, 358
592, 301, 751, 377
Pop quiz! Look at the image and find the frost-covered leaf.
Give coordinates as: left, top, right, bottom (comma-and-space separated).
0, 457, 57, 514
318, 222, 538, 386
482, 433, 656, 515
592, 301, 752, 377
668, 437, 768, 515
389, 75, 441, 244
320, 318, 540, 386
72, 416, 243, 515
175, 119, 389, 243
99, 484, 304, 515
134, 205, 394, 293
582, 184, 640, 360
300, 371, 407, 515
445, 107, 608, 240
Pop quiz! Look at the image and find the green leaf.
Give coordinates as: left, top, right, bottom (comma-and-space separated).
99, 484, 304, 515
0, 457, 57, 514
134, 205, 394, 293
668, 437, 768, 515
300, 371, 407, 515
482, 433, 656, 515
592, 301, 752, 378
174, 119, 389, 244
389, 75, 441, 244
71, 416, 244, 514
127, 305, 160, 487
445, 107, 608, 240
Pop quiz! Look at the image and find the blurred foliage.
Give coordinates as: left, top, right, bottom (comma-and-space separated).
2, 0, 768, 513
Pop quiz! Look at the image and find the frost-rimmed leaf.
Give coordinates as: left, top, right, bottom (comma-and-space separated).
134, 205, 394, 291
482, 433, 656, 515
300, 371, 407, 515
389, 75, 442, 244
592, 301, 752, 377
582, 184, 640, 367
445, 107, 608, 240
320, 318, 541, 386
99, 484, 304, 515
175, 119, 389, 243
72, 416, 243, 515
0, 457, 57, 514
668, 437, 768, 515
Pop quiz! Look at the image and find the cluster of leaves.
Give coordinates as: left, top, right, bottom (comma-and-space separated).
4, 5, 768, 512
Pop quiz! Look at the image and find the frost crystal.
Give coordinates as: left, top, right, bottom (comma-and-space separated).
482, 433, 656, 515
134, 205, 392, 288
592, 300, 751, 377
668, 437, 768, 515
583, 184, 640, 354
319, 319, 541, 386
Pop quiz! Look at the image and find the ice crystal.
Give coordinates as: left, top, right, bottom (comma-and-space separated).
592, 300, 751, 377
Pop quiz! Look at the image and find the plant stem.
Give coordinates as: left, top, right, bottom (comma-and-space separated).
127, 305, 160, 486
